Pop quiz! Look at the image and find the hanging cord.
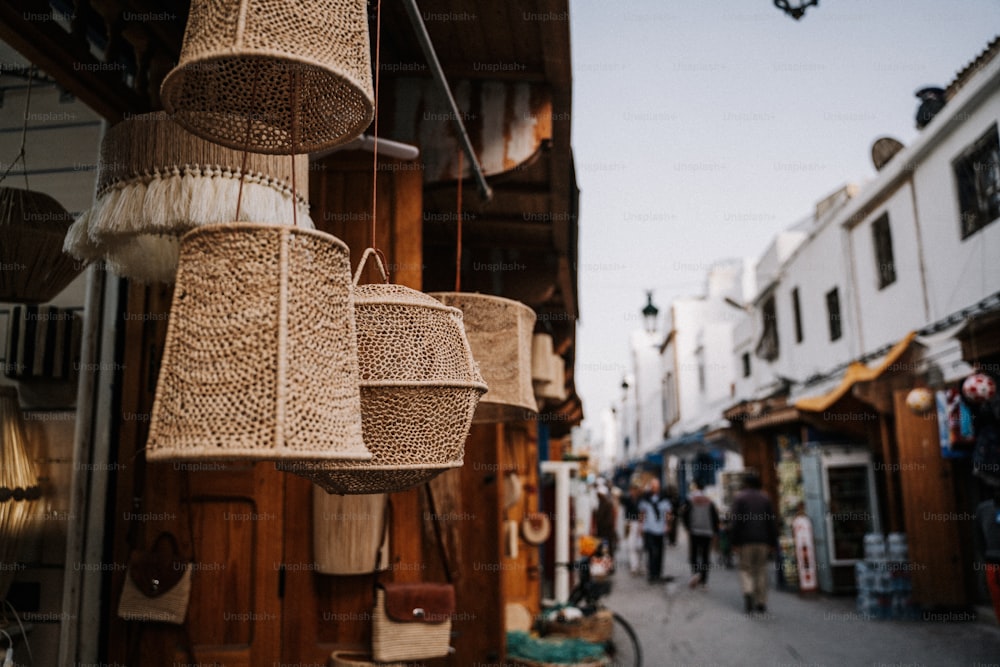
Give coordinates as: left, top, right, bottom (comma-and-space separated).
1, 601, 34, 665
366, 0, 390, 281
455, 151, 463, 291
289, 65, 300, 228
0, 66, 35, 188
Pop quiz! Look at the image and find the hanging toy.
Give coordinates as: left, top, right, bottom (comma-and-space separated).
904, 387, 935, 414
962, 372, 997, 405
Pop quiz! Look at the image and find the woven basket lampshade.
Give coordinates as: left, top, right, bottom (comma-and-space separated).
146, 224, 370, 463
0, 387, 42, 602
429, 293, 537, 423
160, 0, 374, 154
283, 255, 487, 494
1, 187, 81, 303
64, 112, 313, 284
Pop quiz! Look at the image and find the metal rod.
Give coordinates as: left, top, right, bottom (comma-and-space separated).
400, 0, 493, 202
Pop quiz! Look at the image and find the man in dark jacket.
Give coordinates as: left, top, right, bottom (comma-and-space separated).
730, 473, 778, 613
679, 481, 720, 589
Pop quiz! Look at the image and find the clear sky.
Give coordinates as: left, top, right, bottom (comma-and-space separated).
569, 0, 1000, 440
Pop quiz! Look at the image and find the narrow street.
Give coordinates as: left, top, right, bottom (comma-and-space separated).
604, 535, 1000, 667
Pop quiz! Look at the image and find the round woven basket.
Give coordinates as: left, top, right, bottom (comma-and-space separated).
161, 0, 374, 154
283, 254, 487, 494
1, 187, 81, 303
63, 111, 312, 284
429, 293, 537, 423
146, 223, 369, 462
327, 651, 409, 667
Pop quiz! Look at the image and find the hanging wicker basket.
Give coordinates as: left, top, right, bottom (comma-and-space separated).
429, 293, 537, 423
532, 334, 566, 402
313, 488, 389, 575
282, 250, 487, 494
161, 0, 374, 154
63, 112, 312, 284
146, 224, 369, 463
1, 187, 81, 303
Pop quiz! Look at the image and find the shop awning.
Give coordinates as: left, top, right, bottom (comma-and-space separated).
795, 332, 918, 413
656, 429, 707, 456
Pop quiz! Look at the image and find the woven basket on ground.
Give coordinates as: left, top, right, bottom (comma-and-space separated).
1, 187, 81, 303
161, 0, 374, 154
429, 293, 537, 423
146, 224, 369, 463
281, 250, 487, 494
63, 112, 312, 284
543, 610, 614, 644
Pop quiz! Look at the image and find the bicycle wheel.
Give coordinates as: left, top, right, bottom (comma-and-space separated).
604, 612, 641, 667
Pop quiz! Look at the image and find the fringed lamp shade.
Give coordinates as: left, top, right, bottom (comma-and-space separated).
160, 0, 374, 154
0, 387, 41, 602
64, 112, 312, 284
0, 187, 81, 303
282, 257, 487, 494
145, 224, 370, 463
429, 293, 537, 423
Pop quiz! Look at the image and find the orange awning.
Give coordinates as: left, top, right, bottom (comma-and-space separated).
795, 332, 918, 413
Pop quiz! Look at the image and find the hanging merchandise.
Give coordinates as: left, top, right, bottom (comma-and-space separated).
281, 249, 487, 494
145, 224, 370, 464
936, 388, 975, 458
904, 387, 935, 415
0, 67, 81, 303
532, 333, 566, 403
963, 372, 997, 405
313, 488, 389, 575
160, 0, 374, 154
0, 387, 42, 603
64, 112, 312, 284
429, 293, 538, 423
520, 511, 552, 546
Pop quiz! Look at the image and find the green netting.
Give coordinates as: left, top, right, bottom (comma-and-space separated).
506, 630, 606, 665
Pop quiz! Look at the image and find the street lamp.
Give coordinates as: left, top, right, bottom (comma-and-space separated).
641, 291, 659, 334
774, 0, 818, 20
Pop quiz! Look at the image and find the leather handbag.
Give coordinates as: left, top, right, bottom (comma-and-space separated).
371, 582, 455, 662
117, 531, 192, 624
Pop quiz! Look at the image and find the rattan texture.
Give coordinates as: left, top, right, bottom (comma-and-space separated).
327, 650, 408, 667
63, 112, 313, 284
372, 588, 452, 662
283, 282, 487, 495
160, 0, 374, 154
430, 293, 537, 423
1, 187, 81, 303
146, 224, 369, 462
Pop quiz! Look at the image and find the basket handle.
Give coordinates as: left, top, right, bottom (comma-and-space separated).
353, 247, 390, 286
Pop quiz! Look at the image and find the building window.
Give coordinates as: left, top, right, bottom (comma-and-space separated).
954, 123, 1000, 239
872, 213, 896, 289
741, 352, 751, 378
826, 287, 842, 341
755, 295, 779, 362
791, 287, 804, 343
662, 371, 678, 427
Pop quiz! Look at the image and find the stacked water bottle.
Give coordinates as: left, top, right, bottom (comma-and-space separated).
855, 533, 918, 619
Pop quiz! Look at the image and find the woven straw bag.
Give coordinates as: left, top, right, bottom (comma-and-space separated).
146, 224, 369, 463
313, 488, 389, 575
372, 583, 454, 663
282, 250, 487, 494
161, 0, 374, 154
1, 187, 80, 303
327, 651, 408, 667
429, 293, 537, 423
64, 112, 312, 284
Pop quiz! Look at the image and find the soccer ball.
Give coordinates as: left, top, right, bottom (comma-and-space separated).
905, 387, 935, 414
962, 373, 997, 405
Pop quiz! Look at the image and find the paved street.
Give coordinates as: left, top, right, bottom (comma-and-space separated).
604, 536, 1000, 667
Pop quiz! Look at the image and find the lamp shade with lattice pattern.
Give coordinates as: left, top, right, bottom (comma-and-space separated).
0, 386, 41, 602
64, 112, 312, 284
160, 0, 374, 154
429, 293, 537, 423
1, 187, 81, 303
282, 276, 487, 495
145, 224, 370, 463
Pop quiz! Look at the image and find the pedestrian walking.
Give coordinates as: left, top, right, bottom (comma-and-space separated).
621, 480, 644, 576
637, 478, 672, 583
730, 473, 778, 613
594, 478, 618, 562
679, 480, 719, 589
974, 485, 1000, 624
